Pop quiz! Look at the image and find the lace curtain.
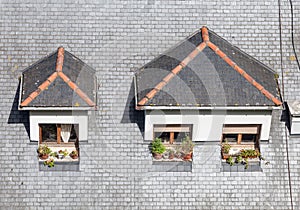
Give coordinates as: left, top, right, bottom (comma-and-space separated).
61, 124, 72, 143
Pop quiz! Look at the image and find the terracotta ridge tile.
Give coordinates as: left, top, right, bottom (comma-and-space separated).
56, 47, 64, 72
58, 72, 96, 107
207, 41, 282, 106
201, 26, 209, 42
20, 72, 58, 107
137, 42, 207, 106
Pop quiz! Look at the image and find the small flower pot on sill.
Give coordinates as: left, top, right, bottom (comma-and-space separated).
169, 154, 175, 160
57, 154, 64, 159
70, 154, 78, 159
152, 153, 163, 160
182, 152, 193, 161
39, 154, 49, 160
222, 152, 230, 160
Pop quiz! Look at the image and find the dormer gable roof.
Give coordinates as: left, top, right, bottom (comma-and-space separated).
19, 47, 97, 110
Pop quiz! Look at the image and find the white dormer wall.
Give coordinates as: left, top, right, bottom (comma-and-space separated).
29, 110, 88, 141
145, 109, 273, 141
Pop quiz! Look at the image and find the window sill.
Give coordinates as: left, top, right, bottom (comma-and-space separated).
39, 160, 79, 171
152, 161, 192, 172
221, 159, 262, 172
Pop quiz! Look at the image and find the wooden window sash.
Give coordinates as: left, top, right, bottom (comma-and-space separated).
222, 125, 259, 134
39, 125, 42, 144
57, 124, 61, 144
154, 126, 190, 133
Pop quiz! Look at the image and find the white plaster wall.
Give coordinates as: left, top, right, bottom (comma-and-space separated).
29, 111, 88, 141
145, 110, 272, 141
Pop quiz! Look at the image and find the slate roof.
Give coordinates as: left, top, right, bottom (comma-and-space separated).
135, 26, 282, 109
19, 47, 97, 109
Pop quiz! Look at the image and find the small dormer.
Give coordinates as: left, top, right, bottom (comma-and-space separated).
19, 47, 97, 170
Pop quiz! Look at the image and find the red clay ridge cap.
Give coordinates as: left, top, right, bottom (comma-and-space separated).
202, 26, 209, 42
58, 72, 96, 107
207, 41, 282, 106
20, 72, 58, 107
56, 47, 64, 72
137, 41, 207, 106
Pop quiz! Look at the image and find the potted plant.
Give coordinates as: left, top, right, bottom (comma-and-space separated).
240, 149, 260, 159
221, 141, 231, 159
168, 149, 175, 159
236, 155, 243, 164
162, 151, 169, 159
174, 145, 182, 159
151, 138, 166, 160
37, 144, 52, 160
58, 149, 68, 159
226, 156, 234, 166
181, 136, 194, 161
69, 150, 79, 159
44, 158, 54, 167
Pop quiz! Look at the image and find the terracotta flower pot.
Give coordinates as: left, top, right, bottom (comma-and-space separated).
70, 155, 78, 159
169, 154, 175, 159
153, 153, 162, 160
222, 152, 230, 160
182, 152, 193, 161
39, 154, 49, 160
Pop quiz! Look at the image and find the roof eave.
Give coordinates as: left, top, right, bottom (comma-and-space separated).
136, 105, 282, 111
18, 106, 97, 111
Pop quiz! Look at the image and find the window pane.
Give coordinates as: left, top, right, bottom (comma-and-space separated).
223, 134, 238, 143
153, 124, 192, 144
40, 124, 57, 142
242, 134, 256, 142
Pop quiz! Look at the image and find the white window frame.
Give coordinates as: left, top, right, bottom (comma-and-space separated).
29, 111, 88, 142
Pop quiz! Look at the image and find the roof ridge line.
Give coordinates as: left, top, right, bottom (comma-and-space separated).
58, 72, 96, 107
207, 41, 282, 106
20, 47, 64, 107
56, 47, 64, 72
137, 42, 207, 106
20, 72, 58, 107
202, 26, 209, 42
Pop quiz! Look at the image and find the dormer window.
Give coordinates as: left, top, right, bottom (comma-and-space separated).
19, 47, 97, 171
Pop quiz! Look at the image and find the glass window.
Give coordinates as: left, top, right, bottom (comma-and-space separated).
153, 124, 192, 144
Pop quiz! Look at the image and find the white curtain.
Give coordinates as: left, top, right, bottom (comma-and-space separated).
61, 124, 72, 143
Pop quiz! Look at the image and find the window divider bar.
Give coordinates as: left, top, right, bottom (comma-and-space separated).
57, 124, 61, 144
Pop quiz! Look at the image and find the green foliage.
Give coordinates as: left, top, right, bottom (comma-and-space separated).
226, 156, 234, 166
43, 158, 54, 167
222, 141, 231, 154
240, 149, 260, 158
151, 138, 166, 154
181, 136, 194, 154
167, 149, 175, 155
236, 155, 243, 163
50, 152, 58, 157
37, 145, 52, 155
59, 149, 69, 157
